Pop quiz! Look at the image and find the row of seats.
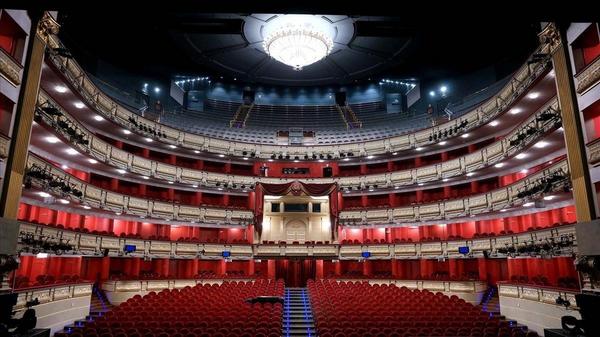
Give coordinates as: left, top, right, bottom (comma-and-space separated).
308, 280, 537, 337
12, 274, 83, 288
63, 280, 284, 337
509, 275, 579, 289
327, 271, 480, 281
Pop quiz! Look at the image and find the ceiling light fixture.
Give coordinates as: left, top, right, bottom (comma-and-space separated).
438, 141, 447, 146
494, 163, 504, 168
534, 141, 549, 148
38, 192, 51, 198
490, 120, 499, 127
461, 133, 470, 139
74, 102, 85, 109
123, 129, 131, 135
93, 115, 104, 121
45, 136, 60, 143
263, 15, 334, 70
66, 148, 78, 155
510, 108, 521, 115
58, 199, 70, 204
528, 92, 540, 99
54, 85, 68, 93
515, 153, 527, 159
116, 169, 126, 174
145, 138, 153, 142
88, 159, 98, 164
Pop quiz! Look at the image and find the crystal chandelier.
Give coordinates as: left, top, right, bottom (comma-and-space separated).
263, 17, 334, 71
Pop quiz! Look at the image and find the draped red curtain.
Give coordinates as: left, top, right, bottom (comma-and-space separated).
254, 182, 338, 239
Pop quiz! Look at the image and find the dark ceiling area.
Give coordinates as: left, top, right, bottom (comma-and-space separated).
55, 8, 543, 86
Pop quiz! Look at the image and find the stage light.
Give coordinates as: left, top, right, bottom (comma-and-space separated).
429, 91, 435, 97
440, 85, 447, 93
154, 87, 160, 93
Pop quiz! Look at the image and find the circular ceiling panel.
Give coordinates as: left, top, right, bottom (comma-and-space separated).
177, 14, 413, 86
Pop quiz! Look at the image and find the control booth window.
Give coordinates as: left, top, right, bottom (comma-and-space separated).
312, 203, 321, 213
282, 167, 310, 175
284, 203, 309, 212
271, 203, 281, 212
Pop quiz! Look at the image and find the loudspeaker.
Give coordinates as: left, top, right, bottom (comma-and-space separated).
323, 167, 333, 177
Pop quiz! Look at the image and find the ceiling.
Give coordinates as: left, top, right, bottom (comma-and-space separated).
55, 8, 542, 86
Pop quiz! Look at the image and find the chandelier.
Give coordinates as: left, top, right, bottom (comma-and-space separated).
263, 17, 334, 71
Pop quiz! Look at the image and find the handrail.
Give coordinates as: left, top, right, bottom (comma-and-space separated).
44, 33, 552, 158
10, 282, 93, 310
35, 89, 562, 193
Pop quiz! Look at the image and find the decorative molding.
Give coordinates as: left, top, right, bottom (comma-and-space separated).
576, 56, 600, 94
538, 23, 561, 54
0, 134, 9, 158
0, 48, 21, 86
36, 12, 60, 44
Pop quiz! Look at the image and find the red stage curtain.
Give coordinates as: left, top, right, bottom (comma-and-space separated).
254, 182, 338, 239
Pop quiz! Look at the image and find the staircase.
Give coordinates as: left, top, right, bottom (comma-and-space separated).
480, 286, 531, 333
58, 286, 113, 335
480, 286, 501, 316
336, 105, 362, 129
229, 103, 254, 128
283, 288, 316, 337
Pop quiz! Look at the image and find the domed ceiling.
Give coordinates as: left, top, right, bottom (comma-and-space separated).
172, 14, 412, 85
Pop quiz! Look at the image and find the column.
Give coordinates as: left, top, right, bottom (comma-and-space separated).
544, 23, 597, 221
0, 12, 58, 218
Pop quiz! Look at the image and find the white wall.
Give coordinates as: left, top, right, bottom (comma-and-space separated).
499, 284, 580, 335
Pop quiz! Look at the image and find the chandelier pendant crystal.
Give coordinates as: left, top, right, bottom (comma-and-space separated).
263, 18, 334, 71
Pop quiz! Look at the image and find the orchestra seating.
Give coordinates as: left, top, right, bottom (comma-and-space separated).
56, 280, 284, 337
308, 280, 536, 337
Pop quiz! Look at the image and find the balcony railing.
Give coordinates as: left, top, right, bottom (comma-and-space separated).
44, 33, 552, 158
36, 89, 562, 194
0, 47, 22, 86
25, 154, 253, 226
19, 221, 576, 260
338, 159, 570, 224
